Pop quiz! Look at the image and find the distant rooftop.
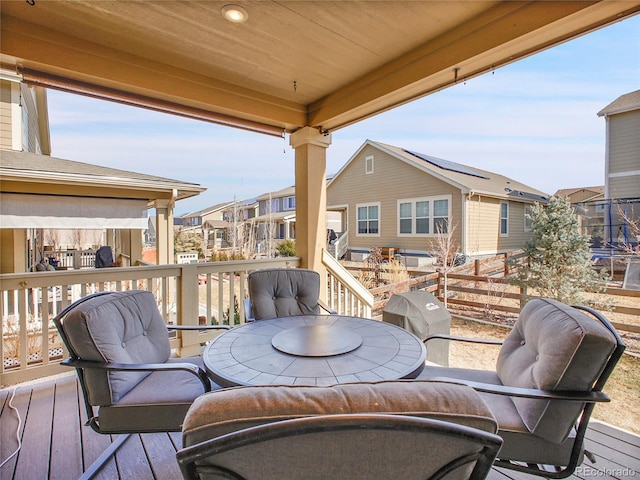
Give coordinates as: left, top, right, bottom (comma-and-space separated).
598, 89, 640, 117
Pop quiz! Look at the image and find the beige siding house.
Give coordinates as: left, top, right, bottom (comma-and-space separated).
598, 90, 640, 200
0, 73, 205, 272
327, 140, 548, 265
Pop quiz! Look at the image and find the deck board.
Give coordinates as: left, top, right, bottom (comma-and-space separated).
1, 373, 638, 480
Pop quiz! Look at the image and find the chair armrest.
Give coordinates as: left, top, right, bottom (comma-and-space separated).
427, 376, 610, 403
424, 334, 503, 346
318, 299, 338, 315
168, 325, 232, 331
61, 358, 212, 392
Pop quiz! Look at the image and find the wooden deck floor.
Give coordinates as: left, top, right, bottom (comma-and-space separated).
1, 373, 639, 480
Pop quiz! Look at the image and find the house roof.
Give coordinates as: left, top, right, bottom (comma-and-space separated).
0, 148, 205, 203
3, 1, 637, 135
598, 89, 640, 117
181, 201, 235, 219
255, 186, 296, 201
330, 140, 549, 203
554, 186, 605, 201
252, 211, 297, 223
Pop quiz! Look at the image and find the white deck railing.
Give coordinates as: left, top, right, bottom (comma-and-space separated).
1, 252, 373, 385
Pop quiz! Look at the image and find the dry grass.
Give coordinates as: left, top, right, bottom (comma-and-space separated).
450, 317, 640, 435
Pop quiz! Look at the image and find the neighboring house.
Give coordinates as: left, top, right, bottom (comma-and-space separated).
327, 140, 548, 266
554, 186, 604, 204
221, 197, 258, 253
0, 72, 205, 272
597, 90, 640, 246
253, 186, 298, 245
555, 186, 606, 244
598, 90, 640, 201
179, 201, 234, 250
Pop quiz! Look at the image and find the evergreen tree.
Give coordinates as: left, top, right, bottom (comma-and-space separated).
515, 196, 609, 304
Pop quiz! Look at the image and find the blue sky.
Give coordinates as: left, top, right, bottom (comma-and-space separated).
47, 14, 640, 216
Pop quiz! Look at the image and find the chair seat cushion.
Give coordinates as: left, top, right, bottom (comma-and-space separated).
497, 427, 583, 466
182, 379, 498, 447
99, 356, 219, 433
417, 366, 527, 434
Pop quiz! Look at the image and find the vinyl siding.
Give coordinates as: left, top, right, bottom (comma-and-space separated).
609, 176, 640, 199
466, 196, 531, 255
607, 111, 640, 199
328, 144, 463, 254
0, 80, 14, 149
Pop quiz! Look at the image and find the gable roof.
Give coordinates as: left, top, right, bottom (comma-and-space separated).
180, 201, 235, 219
598, 89, 640, 117
1, 149, 205, 203
554, 186, 604, 201
255, 185, 296, 201
330, 139, 548, 203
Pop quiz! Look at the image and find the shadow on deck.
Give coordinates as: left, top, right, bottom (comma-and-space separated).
1, 373, 639, 480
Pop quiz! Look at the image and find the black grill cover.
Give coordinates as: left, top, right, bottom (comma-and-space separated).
383, 291, 451, 366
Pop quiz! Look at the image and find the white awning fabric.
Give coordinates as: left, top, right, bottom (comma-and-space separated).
0, 193, 148, 229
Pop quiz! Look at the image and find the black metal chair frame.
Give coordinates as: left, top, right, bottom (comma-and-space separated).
424, 304, 626, 479
176, 414, 503, 480
53, 292, 231, 480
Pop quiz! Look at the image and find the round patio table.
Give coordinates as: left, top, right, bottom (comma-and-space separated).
203, 314, 426, 387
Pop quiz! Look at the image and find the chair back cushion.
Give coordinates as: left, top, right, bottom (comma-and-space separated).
248, 268, 321, 320
60, 290, 171, 405
496, 298, 616, 443
182, 380, 497, 447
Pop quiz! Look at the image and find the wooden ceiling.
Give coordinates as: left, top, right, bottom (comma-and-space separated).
2, 1, 639, 136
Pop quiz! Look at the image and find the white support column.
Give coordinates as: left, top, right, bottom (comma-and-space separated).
289, 127, 332, 277
154, 191, 177, 265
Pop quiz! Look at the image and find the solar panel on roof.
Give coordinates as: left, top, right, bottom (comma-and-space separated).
404, 149, 489, 179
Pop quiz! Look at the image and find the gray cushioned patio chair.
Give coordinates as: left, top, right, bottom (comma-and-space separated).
244, 268, 335, 321
417, 297, 626, 479
177, 380, 503, 480
53, 290, 231, 480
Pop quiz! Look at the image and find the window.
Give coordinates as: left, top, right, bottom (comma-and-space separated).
500, 202, 509, 236
397, 196, 450, 235
433, 199, 448, 234
399, 202, 413, 234
357, 203, 379, 235
365, 155, 374, 174
524, 206, 533, 232
283, 196, 296, 210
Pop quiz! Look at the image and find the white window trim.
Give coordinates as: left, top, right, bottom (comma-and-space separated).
500, 202, 509, 237
283, 196, 296, 211
365, 155, 374, 174
397, 195, 451, 236
356, 201, 381, 237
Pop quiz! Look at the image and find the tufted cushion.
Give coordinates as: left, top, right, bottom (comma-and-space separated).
61, 290, 171, 405
182, 380, 498, 447
496, 298, 616, 443
248, 268, 321, 320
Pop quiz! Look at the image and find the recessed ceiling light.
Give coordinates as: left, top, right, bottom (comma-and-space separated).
221, 5, 248, 24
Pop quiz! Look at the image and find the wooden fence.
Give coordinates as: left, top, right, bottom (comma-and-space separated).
358, 251, 640, 334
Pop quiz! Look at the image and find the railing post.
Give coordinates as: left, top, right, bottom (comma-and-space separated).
474, 259, 481, 276
503, 252, 509, 276
177, 263, 203, 357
